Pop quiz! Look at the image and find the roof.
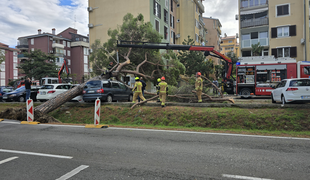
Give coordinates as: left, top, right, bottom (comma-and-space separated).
221, 36, 236, 40
18, 32, 71, 41
0, 42, 19, 51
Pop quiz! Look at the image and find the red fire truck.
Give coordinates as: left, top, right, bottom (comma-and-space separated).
236, 56, 310, 98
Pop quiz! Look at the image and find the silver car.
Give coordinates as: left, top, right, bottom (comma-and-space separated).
271, 78, 310, 104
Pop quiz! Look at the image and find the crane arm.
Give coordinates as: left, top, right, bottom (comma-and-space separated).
58, 59, 70, 83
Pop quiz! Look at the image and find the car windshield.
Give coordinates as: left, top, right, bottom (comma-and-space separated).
289, 79, 310, 87
41, 85, 54, 89
15, 86, 25, 92
2, 88, 12, 92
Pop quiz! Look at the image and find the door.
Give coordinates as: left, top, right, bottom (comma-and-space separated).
273, 80, 287, 101
111, 82, 121, 100
118, 82, 128, 100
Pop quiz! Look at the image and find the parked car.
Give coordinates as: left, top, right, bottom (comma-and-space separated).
83, 80, 133, 102
2, 86, 41, 102
70, 84, 84, 103
0, 86, 14, 102
271, 78, 310, 104
37, 84, 72, 102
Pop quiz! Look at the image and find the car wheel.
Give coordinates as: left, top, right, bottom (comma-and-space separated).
240, 88, 251, 98
128, 94, 133, 102
281, 95, 286, 105
107, 95, 113, 103
19, 96, 25, 102
271, 94, 276, 103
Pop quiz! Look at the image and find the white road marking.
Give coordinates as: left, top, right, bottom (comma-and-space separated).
109, 127, 310, 141
56, 165, 89, 180
0, 156, 18, 165
0, 149, 72, 159
222, 174, 274, 180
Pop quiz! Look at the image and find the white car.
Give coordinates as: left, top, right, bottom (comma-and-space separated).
271, 78, 310, 104
37, 84, 72, 102
71, 84, 84, 103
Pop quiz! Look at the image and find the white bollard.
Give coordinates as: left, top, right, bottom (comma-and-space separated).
21, 98, 39, 124
94, 98, 101, 125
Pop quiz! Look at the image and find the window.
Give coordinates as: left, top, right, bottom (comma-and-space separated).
84, 64, 88, 72
242, 34, 250, 40
84, 56, 88, 63
171, 0, 173, 12
165, 0, 168, 9
196, 20, 199, 28
304, 66, 310, 75
31, 39, 34, 45
67, 42, 70, 47
64, 50, 66, 56
67, 59, 71, 65
155, 19, 160, 32
84, 47, 89, 55
272, 47, 297, 58
276, 4, 289, 17
63, 40, 66, 47
13, 57, 17, 63
67, 50, 70, 56
259, 31, 268, 38
164, 26, 168, 40
262, 49, 268, 56
154, 0, 161, 19
228, 41, 233, 43
31, 48, 34, 51
271, 25, 296, 38
195, 34, 199, 42
1, 64, 5, 71
14, 70, 18, 76
164, 9, 168, 23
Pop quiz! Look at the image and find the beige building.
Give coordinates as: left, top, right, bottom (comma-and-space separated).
202, 17, 222, 65
220, 34, 240, 57
238, 0, 310, 62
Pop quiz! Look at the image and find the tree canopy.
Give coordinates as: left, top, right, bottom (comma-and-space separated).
251, 42, 264, 56
178, 36, 214, 78
17, 49, 58, 80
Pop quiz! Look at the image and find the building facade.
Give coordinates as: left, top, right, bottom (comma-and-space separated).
16, 28, 89, 83
0, 43, 19, 86
220, 34, 240, 57
238, 0, 310, 62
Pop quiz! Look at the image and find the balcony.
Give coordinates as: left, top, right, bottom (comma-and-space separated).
240, 0, 268, 10
241, 38, 269, 48
17, 54, 28, 58
52, 43, 64, 49
241, 18, 268, 28
16, 45, 29, 49
71, 41, 89, 48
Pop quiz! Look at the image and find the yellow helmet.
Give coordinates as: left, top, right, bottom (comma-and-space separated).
157, 78, 161, 82
135, 77, 140, 80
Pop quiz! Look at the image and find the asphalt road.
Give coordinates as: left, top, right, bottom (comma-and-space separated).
1, 120, 310, 180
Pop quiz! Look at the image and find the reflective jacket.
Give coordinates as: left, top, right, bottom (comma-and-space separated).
159, 81, 168, 93
195, 77, 203, 90
133, 81, 143, 92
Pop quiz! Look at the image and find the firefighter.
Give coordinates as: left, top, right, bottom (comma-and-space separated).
158, 76, 168, 107
195, 72, 203, 103
156, 78, 161, 102
132, 77, 146, 103
100, 62, 114, 78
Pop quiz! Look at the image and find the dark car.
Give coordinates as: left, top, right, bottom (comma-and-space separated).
3, 86, 41, 102
0, 86, 14, 102
83, 80, 133, 102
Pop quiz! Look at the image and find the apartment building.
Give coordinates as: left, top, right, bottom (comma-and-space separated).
220, 34, 240, 57
238, 0, 310, 62
16, 28, 90, 83
203, 17, 222, 65
0, 43, 19, 86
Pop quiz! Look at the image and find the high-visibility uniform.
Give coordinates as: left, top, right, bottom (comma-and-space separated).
159, 81, 168, 106
132, 81, 146, 103
195, 77, 203, 102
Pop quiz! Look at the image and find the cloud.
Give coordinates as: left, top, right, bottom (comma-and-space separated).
202, 0, 239, 37
0, 0, 88, 47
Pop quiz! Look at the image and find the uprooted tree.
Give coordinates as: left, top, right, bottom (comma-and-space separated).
0, 13, 233, 123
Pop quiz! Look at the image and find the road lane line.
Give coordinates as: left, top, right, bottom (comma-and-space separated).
56, 165, 89, 180
0, 156, 18, 165
0, 149, 72, 159
109, 127, 310, 140
222, 174, 274, 180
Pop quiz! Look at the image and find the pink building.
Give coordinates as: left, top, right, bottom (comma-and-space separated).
0, 42, 19, 86
16, 27, 89, 83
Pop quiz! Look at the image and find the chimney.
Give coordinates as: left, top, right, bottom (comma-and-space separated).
38, 29, 42, 34
224, 33, 227, 37
52, 28, 56, 35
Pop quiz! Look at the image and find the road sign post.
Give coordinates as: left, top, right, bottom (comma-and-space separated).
85, 98, 108, 128
21, 98, 39, 125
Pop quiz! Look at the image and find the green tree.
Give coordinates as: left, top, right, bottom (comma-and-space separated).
251, 42, 264, 56
17, 49, 58, 80
162, 50, 186, 86
89, 13, 164, 79
226, 51, 239, 77
0, 49, 5, 66
178, 36, 214, 78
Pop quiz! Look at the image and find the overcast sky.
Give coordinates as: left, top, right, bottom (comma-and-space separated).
0, 0, 238, 48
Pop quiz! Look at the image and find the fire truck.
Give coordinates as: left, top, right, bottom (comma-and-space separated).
236, 56, 310, 98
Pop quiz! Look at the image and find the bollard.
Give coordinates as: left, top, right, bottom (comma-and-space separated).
85, 98, 108, 128
21, 98, 39, 125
